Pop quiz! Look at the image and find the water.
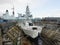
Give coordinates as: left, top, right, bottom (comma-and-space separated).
38, 37, 43, 45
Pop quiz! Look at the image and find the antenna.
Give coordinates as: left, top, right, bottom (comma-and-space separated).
12, 5, 15, 16
12, 0, 15, 16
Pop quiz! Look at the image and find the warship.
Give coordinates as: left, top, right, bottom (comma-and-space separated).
17, 6, 43, 38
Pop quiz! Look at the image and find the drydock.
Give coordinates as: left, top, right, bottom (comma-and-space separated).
0, 19, 60, 45
0, 21, 41, 45
0, 6, 60, 45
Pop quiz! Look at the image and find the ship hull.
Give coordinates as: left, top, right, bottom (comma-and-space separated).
22, 26, 43, 38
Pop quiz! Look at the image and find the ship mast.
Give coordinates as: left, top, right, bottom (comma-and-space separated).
12, 5, 15, 16
12, 0, 15, 16
26, 5, 30, 20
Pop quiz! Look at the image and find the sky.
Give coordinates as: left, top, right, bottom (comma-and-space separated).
0, 0, 60, 18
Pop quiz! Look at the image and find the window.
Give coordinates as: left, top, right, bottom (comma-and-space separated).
29, 23, 33, 26
32, 27, 37, 30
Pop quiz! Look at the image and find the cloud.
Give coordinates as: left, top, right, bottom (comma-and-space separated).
0, 0, 48, 11
0, 0, 49, 17
0, 0, 12, 4
0, 0, 48, 7
37, 9, 60, 18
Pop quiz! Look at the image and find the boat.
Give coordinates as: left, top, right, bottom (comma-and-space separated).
19, 20, 43, 38
18, 5, 43, 38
